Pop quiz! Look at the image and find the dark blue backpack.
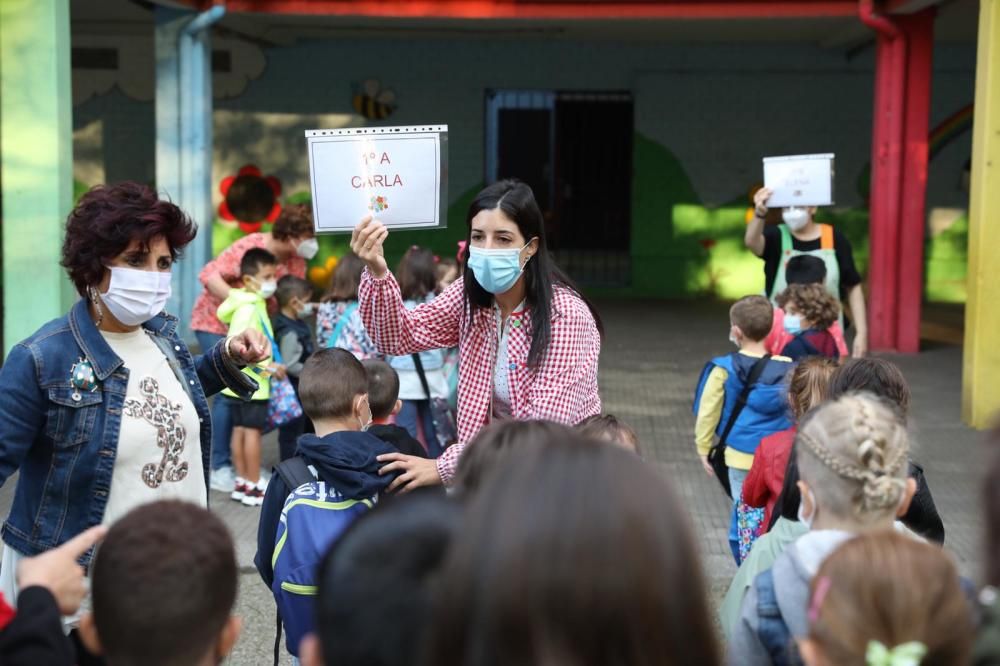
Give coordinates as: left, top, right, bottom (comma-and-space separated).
271, 456, 375, 660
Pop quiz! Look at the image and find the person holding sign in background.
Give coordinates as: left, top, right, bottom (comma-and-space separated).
351, 180, 603, 492
744, 187, 867, 358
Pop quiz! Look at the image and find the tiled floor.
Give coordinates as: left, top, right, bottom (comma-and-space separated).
0, 299, 985, 665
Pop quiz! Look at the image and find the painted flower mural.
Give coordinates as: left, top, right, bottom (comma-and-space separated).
218, 164, 282, 234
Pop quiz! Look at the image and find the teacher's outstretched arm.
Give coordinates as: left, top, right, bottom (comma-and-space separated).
744, 187, 772, 258
352, 216, 462, 356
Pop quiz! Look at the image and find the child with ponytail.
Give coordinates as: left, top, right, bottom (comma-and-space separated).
743, 357, 839, 541
728, 393, 919, 666
801, 530, 972, 666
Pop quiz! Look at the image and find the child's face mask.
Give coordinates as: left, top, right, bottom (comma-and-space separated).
246, 275, 277, 298
293, 297, 314, 318
783, 313, 803, 335
357, 396, 373, 431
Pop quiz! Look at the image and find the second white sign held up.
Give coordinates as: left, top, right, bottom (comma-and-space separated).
762, 153, 835, 208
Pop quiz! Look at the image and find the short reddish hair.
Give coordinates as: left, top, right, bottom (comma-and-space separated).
61, 182, 197, 296
271, 204, 314, 241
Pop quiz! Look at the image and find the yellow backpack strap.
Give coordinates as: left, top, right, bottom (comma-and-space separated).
819, 224, 834, 251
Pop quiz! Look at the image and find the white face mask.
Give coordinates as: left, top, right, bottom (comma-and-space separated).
797, 487, 818, 529
296, 238, 319, 260
297, 302, 315, 318
101, 267, 172, 327
358, 396, 372, 432
258, 280, 278, 299
782, 207, 810, 231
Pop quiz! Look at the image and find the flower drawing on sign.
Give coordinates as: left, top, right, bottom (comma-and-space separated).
218, 165, 282, 234
369, 195, 388, 213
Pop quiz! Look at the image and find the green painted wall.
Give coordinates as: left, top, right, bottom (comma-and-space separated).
1, 0, 75, 356
197, 131, 965, 304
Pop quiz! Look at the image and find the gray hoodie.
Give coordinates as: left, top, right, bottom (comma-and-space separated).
726, 530, 853, 666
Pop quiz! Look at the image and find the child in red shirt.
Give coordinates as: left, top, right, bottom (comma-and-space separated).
765, 255, 848, 357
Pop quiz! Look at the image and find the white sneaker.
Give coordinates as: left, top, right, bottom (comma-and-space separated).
230, 477, 248, 502
210, 466, 236, 493
241, 482, 265, 507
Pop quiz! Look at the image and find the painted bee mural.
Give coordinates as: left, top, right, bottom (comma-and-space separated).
353, 79, 397, 120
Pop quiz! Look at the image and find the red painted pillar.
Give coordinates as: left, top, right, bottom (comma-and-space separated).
860, 2, 935, 353
866, 28, 906, 351
896, 9, 935, 353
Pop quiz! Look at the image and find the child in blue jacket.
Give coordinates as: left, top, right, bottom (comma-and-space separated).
694, 295, 793, 563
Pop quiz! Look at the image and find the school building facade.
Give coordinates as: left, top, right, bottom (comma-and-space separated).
2, 0, 999, 426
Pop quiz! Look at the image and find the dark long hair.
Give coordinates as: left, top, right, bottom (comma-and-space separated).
397, 245, 438, 302
463, 180, 603, 367
423, 435, 720, 666
323, 252, 364, 302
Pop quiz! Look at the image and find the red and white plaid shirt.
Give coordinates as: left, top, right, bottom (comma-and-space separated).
359, 269, 601, 485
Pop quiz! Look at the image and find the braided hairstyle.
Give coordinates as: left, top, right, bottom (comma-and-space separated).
795, 393, 909, 525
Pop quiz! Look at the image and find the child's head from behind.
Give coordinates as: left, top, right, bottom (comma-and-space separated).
300, 490, 461, 666
240, 247, 278, 296
796, 393, 915, 531
300, 348, 369, 430
786, 255, 827, 286
276, 275, 314, 317
81, 500, 239, 666
730, 295, 773, 344
397, 245, 438, 301
361, 358, 400, 422
323, 252, 365, 302
576, 414, 640, 454
776, 283, 839, 331
802, 530, 971, 666
788, 357, 839, 421
453, 419, 575, 497
427, 436, 720, 666
829, 358, 911, 421
436, 257, 459, 291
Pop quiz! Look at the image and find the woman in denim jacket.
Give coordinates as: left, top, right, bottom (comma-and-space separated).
0, 182, 270, 606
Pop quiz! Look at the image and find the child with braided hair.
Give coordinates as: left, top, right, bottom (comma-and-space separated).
799, 530, 972, 666
728, 393, 919, 666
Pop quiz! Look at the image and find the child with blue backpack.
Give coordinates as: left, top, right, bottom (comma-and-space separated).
254, 348, 399, 663
694, 295, 794, 563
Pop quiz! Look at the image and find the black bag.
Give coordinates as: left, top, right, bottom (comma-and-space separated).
708, 354, 771, 499
411, 353, 459, 451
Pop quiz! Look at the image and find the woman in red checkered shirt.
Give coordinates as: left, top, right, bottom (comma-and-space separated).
352, 180, 603, 491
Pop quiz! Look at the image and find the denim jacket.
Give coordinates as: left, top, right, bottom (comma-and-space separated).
0, 298, 257, 564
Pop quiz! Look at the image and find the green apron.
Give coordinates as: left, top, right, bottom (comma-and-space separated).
768, 223, 840, 304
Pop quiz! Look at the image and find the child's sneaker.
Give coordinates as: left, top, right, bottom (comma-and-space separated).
230, 477, 248, 502
241, 483, 264, 507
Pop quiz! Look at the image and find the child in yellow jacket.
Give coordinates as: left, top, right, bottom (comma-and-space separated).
217, 247, 282, 507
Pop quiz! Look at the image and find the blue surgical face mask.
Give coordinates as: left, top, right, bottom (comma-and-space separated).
783, 313, 803, 335
467, 241, 534, 295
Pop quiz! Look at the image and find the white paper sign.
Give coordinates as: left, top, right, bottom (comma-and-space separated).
762, 153, 835, 208
306, 125, 448, 233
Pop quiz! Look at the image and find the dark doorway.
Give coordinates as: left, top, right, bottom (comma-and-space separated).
496, 108, 552, 213
487, 90, 633, 287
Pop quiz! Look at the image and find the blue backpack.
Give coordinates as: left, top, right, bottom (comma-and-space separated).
271, 456, 376, 660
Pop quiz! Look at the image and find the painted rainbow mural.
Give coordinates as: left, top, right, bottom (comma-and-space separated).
929, 103, 974, 159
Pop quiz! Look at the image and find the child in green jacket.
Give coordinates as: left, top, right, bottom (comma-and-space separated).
217, 248, 282, 507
